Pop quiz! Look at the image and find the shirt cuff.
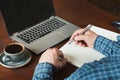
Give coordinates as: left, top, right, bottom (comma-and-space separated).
35, 62, 55, 73
32, 62, 55, 80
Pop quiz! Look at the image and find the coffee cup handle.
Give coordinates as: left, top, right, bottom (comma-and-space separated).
2, 55, 12, 62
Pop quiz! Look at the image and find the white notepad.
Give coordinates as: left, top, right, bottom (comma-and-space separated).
60, 24, 119, 67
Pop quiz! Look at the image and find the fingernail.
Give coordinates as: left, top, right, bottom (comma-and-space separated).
58, 57, 63, 61
74, 37, 78, 40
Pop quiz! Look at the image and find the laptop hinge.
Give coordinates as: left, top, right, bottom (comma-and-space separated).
50, 16, 55, 19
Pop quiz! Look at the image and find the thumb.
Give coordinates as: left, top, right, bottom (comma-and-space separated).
62, 58, 67, 66
57, 58, 67, 69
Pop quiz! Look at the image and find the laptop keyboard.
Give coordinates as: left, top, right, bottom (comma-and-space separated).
17, 18, 67, 43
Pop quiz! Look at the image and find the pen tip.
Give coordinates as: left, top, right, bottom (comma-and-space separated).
68, 40, 73, 45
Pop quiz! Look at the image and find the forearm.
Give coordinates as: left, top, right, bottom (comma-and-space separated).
94, 35, 120, 58
32, 62, 55, 80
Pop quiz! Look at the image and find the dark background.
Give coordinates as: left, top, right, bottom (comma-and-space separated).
86, 0, 120, 18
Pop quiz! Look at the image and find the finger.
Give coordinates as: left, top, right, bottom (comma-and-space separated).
62, 58, 67, 65
58, 58, 67, 69
78, 42, 86, 47
70, 28, 88, 41
46, 48, 53, 52
75, 40, 79, 45
58, 56, 63, 61
50, 48, 58, 54
58, 50, 64, 57
51, 49, 64, 61
58, 54, 64, 61
75, 40, 86, 47
70, 29, 83, 40
74, 35, 86, 41
70, 34, 76, 41
78, 42, 83, 46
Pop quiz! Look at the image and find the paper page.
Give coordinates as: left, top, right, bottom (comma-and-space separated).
60, 24, 119, 67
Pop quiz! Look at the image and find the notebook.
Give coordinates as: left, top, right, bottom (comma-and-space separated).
60, 24, 120, 67
0, 0, 79, 54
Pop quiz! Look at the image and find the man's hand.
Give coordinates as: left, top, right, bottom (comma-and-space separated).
70, 29, 98, 48
39, 48, 67, 69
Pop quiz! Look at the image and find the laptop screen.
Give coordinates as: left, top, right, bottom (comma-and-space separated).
0, 0, 55, 35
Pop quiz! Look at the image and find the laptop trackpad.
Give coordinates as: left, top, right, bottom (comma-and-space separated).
46, 33, 66, 44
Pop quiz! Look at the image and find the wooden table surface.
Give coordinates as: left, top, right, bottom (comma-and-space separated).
0, 0, 120, 80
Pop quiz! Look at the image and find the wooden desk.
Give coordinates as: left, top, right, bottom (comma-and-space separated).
0, 0, 120, 80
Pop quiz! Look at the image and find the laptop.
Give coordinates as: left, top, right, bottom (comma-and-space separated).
0, 0, 79, 54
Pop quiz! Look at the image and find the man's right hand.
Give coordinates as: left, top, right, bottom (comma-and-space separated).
70, 29, 98, 48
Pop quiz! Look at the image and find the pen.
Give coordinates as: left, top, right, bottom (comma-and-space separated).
68, 25, 92, 45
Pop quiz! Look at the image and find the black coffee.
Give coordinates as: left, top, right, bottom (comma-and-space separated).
5, 44, 23, 54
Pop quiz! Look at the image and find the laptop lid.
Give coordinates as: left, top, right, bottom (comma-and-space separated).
0, 0, 55, 35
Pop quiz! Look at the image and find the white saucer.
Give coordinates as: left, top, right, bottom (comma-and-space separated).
0, 49, 32, 68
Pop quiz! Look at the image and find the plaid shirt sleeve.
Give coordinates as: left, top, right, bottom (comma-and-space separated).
94, 35, 120, 59
32, 62, 55, 80
65, 35, 120, 80
32, 35, 120, 80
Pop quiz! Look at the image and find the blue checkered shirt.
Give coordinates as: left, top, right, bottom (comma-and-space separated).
32, 35, 120, 80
